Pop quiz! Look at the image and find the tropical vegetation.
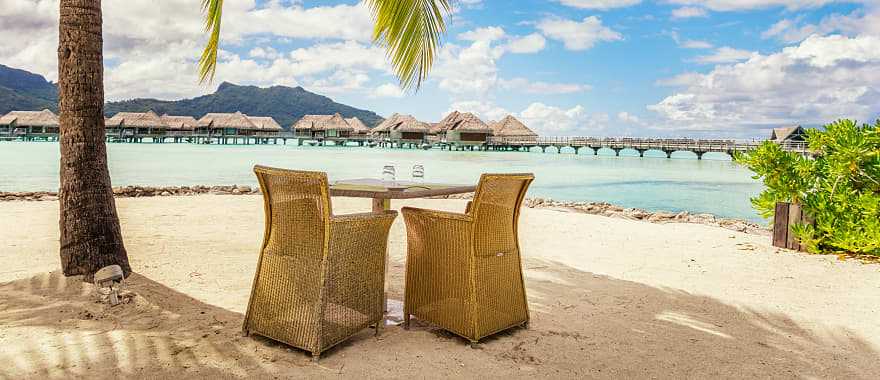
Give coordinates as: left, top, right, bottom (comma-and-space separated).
737, 120, 880, 256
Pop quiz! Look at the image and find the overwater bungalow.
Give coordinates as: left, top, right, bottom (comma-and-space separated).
770, 126, 806, 142
387, 115, 431, 147
293, 113, 353, 140
489, 115, 538, 143
437, 111, 493, 149
0, 109, 59, 138
160, 114, 198, 137
106, 111, 166, 140
345, 117, 371, 137
247, 116, 283, 137
197, 112, 258, 137
370, 113, 400, 142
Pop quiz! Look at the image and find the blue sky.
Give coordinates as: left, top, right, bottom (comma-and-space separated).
3, 0, 879, 138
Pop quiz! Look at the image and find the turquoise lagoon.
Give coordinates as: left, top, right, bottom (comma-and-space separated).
0, 142, 764, 222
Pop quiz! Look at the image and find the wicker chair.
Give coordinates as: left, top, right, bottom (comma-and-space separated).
401, 173, 534, 346
243, 166, 397, 359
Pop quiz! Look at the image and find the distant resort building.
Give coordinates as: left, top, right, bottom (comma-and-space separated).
246, 116, 283, 137
436, 111, 493, 149
489, 115, 538, 142
386, 115, 430, 147
197, 112, 257, 136
345, 117, 370, 137
106, 111, 166, 140
371, 113, 400, 141
293, 113, 354, 139
0, 109, 59, 138
770, 126, 806, 142
160, 114, 198, 136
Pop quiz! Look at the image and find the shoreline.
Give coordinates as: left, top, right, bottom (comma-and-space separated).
0, 184, 768, 235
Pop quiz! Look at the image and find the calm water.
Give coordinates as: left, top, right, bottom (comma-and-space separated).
0, 142, 764, 222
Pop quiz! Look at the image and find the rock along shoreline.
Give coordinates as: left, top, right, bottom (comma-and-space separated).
0, 185, 769, 236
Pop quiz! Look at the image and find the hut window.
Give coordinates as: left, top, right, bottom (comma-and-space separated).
402, 132, 423, 140
460, 132, 487, 141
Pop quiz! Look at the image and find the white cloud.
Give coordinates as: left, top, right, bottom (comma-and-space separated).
435, 26, 573, 97
248, 46, 281, 60
693, 47, 755, 64
649, 34, 880, 130
520, 103, 609, 135
666, 0, 843, 12
499, 78, 591, 94
682, 40, 714, 49
762, 9, 880, 43
0, 0, 380, 100
504, 33, 547, 54
557, 0, 641, 10
671, 7, 709, 19
537, 16, 623, 51
448, 101, 511, 122
372, 83, 405, 98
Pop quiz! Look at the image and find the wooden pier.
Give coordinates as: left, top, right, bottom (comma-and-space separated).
484, 137, 811, 159
0, 131, 811, 159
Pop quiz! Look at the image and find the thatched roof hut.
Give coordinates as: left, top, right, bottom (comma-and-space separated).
0, 109, 59, 127
489, 115, 538, 139
439, 111, 491, 133
345, 117, 370, 134
160, 114, 198, 130
106, 111, 165, 128
247, 116, 283, 131
770, 126, 806, 142
198, 112, 258, 130
371, 113, 400, 134
431, 111, 460, 134
389, 115, 430, 133
293, 113, 353, 132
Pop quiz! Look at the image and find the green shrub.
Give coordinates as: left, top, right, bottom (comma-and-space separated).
736, 119, 880, 256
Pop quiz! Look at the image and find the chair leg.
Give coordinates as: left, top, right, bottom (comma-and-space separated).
311, 352, 321, 362
403, 314, 411, 330
241, 328, 250, 337
469, 340, 480, 349
521, 321, 530, 329
375, 321, 383, 337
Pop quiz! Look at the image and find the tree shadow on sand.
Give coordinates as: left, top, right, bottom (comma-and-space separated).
1, 263, 878, 379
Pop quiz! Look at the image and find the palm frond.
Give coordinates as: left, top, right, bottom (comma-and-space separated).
366, 0, 452, 91
198, 0, 224, 83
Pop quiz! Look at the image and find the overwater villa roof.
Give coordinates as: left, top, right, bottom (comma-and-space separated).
247, 116, 283, 131
432, 111, 460, 134
389, 115, 430, 133
160, 114, 198, 130
440, 111, 491, 133
489, 115, 538, 138
106, 111, 165, 128
770, 126, 805, 141
345, 117, 370, 134
371, 113, 401, 133
0, 109, 59, 127
293, 113, 353, 132
198, 112, 258, 130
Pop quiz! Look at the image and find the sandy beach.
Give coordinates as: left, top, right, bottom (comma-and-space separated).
1, 194, 879, 378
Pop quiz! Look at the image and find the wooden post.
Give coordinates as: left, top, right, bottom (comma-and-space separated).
787, 203, 803, 251
772, 202, 790, 248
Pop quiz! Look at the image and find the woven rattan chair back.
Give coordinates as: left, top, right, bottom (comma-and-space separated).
244, 165, 396, 359
245, 166, 332, 353
468, 173, 534, 337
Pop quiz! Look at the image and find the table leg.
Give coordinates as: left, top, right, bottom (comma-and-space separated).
372, 197, 392, 317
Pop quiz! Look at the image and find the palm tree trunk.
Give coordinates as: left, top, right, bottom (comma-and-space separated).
58, 0, 130, 281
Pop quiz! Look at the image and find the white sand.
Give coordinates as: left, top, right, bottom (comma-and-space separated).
1, 195, 878, 378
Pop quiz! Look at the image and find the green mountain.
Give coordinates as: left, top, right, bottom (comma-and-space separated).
105, 82, 384, 128
0, 64, 58, 114
0, 65, 384, 128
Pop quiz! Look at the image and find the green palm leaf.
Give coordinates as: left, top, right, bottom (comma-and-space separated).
366, 0, 452, 90
198, 0, 451, 91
